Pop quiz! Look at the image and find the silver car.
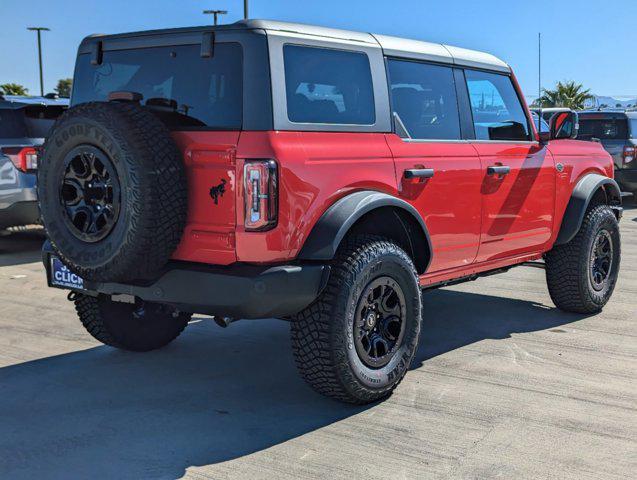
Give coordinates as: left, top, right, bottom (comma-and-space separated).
0, 95, 68, 229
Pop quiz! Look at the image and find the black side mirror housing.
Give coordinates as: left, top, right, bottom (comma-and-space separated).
549, 111, 579, 140
538, 131, 551, 145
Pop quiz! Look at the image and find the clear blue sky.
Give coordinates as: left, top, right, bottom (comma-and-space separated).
1, 0, 636, 101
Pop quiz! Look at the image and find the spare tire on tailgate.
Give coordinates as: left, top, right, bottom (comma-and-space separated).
38, 101, 187, 282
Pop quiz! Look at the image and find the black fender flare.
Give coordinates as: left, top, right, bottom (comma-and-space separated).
555, 174, 622, 245
298, 190, 432, 270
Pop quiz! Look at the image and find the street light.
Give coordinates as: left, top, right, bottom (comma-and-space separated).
27, 27, 50, 97
203, 9, 228, 25
244, 0, 248, 19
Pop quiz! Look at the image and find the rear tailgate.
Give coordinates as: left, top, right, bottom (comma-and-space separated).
171, 131, 239, 265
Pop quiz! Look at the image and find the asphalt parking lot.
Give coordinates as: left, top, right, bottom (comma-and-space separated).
0, 208, 635, 480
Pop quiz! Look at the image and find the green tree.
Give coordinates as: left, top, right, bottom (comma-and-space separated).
0, 83, 29, 96
54, 78, 73, 98
538, 81, 594, 110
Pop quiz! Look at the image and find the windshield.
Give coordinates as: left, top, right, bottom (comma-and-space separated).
0, 105, 66, 139
578, 117, 629, 140
0, 109, 27, 138
72, 43, 243, 130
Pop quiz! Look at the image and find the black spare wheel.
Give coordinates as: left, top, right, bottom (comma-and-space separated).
38, 102, 188, 282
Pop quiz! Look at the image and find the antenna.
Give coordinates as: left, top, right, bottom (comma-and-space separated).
538, 32, 542, 131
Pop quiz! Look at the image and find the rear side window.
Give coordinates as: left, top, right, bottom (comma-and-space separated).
578, 118, 628, 140
465, 70, 530, 141
73, 43, 243, 130
387, 59, 461, 140
0, 109, 27, 138
283, 45, 375, 125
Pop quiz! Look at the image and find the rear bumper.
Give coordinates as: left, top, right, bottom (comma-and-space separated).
0, 200, 39, 229
42, 242, 329, 319
615, 168, 637, 192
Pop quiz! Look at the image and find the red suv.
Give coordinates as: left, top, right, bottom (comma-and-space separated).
39, 20, 622, 404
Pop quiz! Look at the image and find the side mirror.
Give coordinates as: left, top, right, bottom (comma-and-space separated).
549, 111, 579, 140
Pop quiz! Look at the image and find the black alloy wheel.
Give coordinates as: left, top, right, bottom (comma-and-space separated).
60, 145, 121, 243
354, 276, 406, 369
589, 229, 614, 291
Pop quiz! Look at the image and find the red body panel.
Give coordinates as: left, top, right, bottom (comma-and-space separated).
169, 128, 613, 286
235, 131, 396, 263
384, 134, 482, 272
171, 131, 239, 265
472, 142, 556, 262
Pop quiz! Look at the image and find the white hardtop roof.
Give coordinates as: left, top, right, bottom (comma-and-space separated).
241, 19, 510, 73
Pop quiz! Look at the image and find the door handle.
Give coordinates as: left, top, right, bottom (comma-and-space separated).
404, 168, 435, 179
487, 165, 511, 176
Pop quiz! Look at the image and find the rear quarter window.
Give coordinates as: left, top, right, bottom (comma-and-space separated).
283, 45, 375, 125
72, 43, 243, 130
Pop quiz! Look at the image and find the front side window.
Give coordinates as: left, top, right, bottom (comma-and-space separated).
465, 70, 530, 141
283, 45, 375, 125
73, 43, 243, 130
387, 59, 461, 140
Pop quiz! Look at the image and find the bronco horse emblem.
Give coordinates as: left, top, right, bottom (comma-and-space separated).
209, 179, 227, 205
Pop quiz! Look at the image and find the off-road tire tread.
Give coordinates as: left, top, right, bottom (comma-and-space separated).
39, 102, 187, 282
74, 294, 190, 352
291, 235, 420, 404
545, 204, 620, 314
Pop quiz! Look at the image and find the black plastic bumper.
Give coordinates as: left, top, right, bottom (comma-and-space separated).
42, 242, 329, 319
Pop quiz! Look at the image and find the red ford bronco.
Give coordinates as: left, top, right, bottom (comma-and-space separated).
39, 20, 622, 404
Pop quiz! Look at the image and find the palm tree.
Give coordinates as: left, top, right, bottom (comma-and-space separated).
538, 81, 594, 110
0, 83, 29, 96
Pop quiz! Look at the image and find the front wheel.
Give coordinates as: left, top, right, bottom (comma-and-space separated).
74, 294, 191, 352
291, 235, 422, 404
545, 204, 621, 314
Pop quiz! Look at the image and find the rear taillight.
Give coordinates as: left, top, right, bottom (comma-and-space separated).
2, 147, 38, 172
244, 159, 278, 231
623, 145, 635, 164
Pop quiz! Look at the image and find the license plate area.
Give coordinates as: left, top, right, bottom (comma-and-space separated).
49, 256, 85, 291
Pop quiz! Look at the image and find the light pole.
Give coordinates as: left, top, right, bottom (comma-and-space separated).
27, 27, 50, 97
203, 9, 228, 25
244, 0, 248, 19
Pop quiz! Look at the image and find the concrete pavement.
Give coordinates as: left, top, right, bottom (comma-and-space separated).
0, 209, 635, 479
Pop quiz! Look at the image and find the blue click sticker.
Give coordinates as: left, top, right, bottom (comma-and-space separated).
50, 257, 85, 290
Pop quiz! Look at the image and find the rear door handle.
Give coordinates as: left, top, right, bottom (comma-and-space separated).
404, 168, 435, 179
487, 165, 511, 176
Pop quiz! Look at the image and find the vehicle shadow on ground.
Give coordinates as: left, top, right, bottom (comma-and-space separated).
0, 289, 584, 479
413, 289, 586, 367
0, 229, 45, 267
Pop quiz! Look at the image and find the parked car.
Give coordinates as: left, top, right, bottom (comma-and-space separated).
0, 95, 68, 229
38, 20, 622, 404
577, 110, 637, 199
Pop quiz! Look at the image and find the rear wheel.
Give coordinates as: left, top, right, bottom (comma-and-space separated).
74, 294, 191, 352
545, 204, 620, 314
291, 235, 422, 404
